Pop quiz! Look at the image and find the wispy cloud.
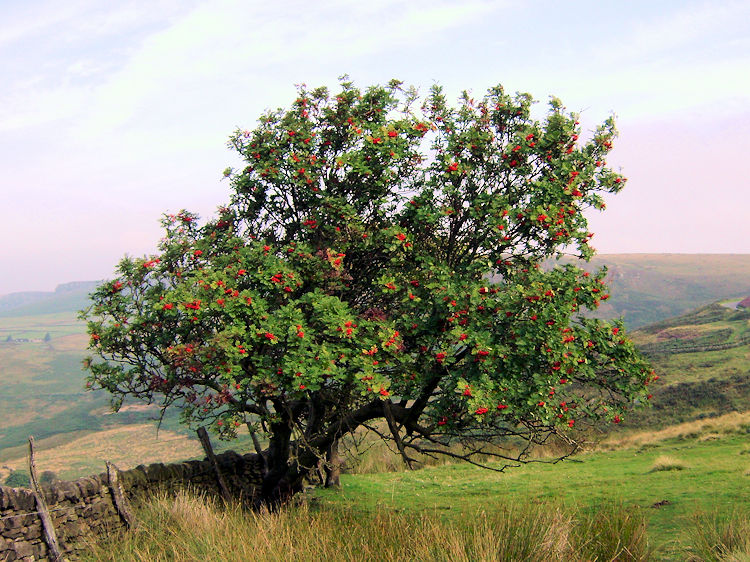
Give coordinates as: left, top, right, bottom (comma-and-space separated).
0, 0, 198, 132
75, 0, 503, 136
623, 1, 750, 61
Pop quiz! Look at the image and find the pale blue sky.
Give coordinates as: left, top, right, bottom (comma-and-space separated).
1, 0, 749, 295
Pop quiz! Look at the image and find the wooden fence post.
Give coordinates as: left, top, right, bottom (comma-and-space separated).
197, 427, 232, 501
106, 461, 137, 529
28, 436, 66, 562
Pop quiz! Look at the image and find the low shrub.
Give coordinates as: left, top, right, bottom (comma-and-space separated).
4, 470, 30, 488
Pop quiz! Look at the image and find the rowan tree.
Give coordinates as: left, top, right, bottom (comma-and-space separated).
82, 79, 653, 507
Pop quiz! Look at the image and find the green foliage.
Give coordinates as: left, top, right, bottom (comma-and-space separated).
82, 79, 651, 502
4, 470, 30, 488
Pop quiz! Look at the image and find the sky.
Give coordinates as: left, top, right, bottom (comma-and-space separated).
1, 0, 749, 296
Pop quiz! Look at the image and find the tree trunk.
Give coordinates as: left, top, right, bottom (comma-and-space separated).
253, 399, 386, 509
256, 421, 297, 509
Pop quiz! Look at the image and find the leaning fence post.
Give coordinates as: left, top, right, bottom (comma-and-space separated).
28, 436, 66, 562
106, 461, 137, 529
197, 427, 232, 501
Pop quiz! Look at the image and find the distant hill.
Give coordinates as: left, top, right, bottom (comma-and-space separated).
623, 302, 750, 428
5, 254, 750, 325
0, 281, 100, 317
558, 254, 750, 328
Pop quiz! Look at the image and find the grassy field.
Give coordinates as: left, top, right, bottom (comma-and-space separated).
81, 426, 750, 561
0, 312, 197, 453
0, 425, 203, 481
86, 493, 655, 561
0, 311, 85, 339
0, 312, 110, 450
320, 434, 750, 555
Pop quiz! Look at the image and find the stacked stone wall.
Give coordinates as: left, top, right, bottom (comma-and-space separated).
0, 450, 263, 561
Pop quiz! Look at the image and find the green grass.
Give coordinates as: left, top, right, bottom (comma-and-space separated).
78, 432, 750, 561
648, 455, 688, 472
0, 313, 106, 450
687, 508, 750, 561
0, 312, 196, 452
315, 433, 750, 559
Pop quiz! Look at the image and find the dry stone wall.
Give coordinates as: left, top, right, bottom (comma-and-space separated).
0, 450, 264, 561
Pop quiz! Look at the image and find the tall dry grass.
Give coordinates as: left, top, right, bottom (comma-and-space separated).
685, 509, 750, 561
598, 411, 750, 451
83, 491, 652, 562
570, 502, 652, 562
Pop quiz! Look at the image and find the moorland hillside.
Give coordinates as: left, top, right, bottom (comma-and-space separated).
1, 256, 749, 478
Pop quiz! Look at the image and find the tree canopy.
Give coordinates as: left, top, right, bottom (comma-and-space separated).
83, 79, 653, 506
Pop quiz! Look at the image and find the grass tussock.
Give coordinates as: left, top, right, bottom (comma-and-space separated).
649, 455, 688, 472
570, 502, 651, 562
685, 509, 750, 561
84, 491, 651, 562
